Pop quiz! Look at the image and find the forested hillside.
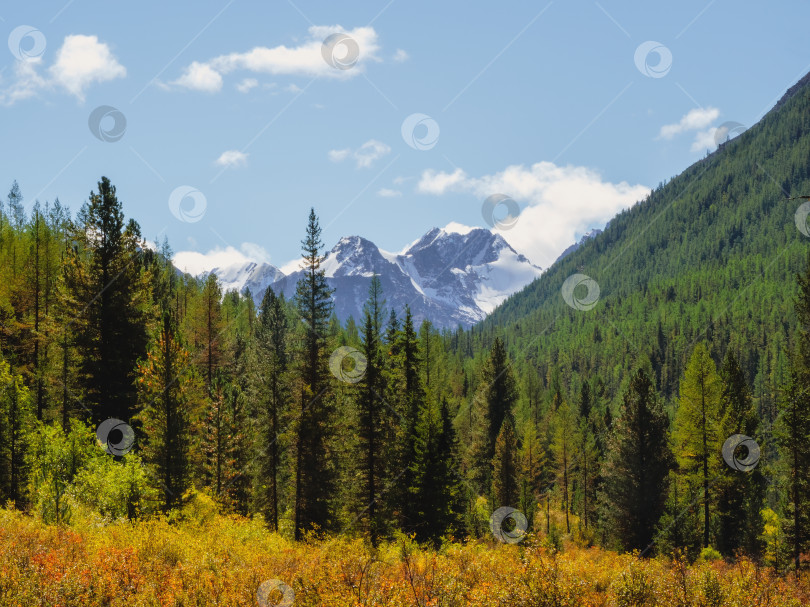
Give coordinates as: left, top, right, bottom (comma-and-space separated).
476, 72, 810, 414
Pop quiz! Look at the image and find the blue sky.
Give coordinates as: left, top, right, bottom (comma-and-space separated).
1, 0, 808, 273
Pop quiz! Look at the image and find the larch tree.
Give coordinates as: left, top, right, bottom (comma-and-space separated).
674, 342, 723, 549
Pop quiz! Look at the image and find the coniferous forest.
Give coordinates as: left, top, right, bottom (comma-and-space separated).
4, 48, 810, 607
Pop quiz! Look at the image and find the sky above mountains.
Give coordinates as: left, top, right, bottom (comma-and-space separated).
2, 0, 809, 271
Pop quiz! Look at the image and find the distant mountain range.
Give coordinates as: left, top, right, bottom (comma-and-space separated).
198, 224, 555, 328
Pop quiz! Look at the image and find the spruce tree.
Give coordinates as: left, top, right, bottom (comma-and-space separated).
69, 177, 148, 423
468, 337, 518, 494
357, 275, 387, 545
599, 368, 672, 553
394, 305, 424, 531
492, 419, 519, 508
779, 250, 810, 569
293, 208, 335, 538
717, 350, 763, 556
135, 311, 200, 511
253, 287, 290, 531
410, 397, 463, 543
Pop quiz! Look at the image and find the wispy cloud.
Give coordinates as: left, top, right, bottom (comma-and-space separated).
215, 150, 248, 167
329, 139, 391, 169
172, 25, 381, 92
236, 78, 258, 93
658, 106, 719, 139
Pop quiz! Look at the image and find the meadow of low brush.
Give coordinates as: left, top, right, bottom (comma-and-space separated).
0, 496, 808, 607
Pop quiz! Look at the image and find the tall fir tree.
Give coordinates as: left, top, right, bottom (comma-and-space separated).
779, 250, 810, 569
356, 275, 388, 545
135, 311, 201, 511
410, 397, 463, 543
599, 368, 672, 553
491, 418, 519, 508
68, 177, 148, 423
468, 336, 518, 495
252, 287, 290, 531
393, 305, 424, 531
717, 350, 763, 556
293, 208, 335, 538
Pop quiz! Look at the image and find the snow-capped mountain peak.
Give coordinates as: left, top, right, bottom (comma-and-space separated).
202, 261, 284, 297
201, 225, 544, 328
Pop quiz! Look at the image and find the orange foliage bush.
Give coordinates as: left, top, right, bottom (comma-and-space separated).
0, 506, 808, 606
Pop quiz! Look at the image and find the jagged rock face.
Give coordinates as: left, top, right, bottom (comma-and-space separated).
203, 225, 544, 329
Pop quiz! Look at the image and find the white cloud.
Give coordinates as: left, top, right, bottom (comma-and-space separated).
417, 168, 466, 194
174, 61, 223, 92
173, 243, 271, 275
393, 49, 409, 62
285, 83, 302, 93
329, 139, 390, 168
173, 25, 381, 92
377, 188, 402, 197
49, 35, 126, 100
416, 161, 650, 268
236, 77, 258, 93
328, 148, 351, 162
354, 140, 390, 168
691, 127, 720, 152
0, 34, 125, 104
215, 150, 248, 167
659, 106, 720, 139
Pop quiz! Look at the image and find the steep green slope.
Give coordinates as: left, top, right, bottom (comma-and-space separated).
475, 73, 810, 418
